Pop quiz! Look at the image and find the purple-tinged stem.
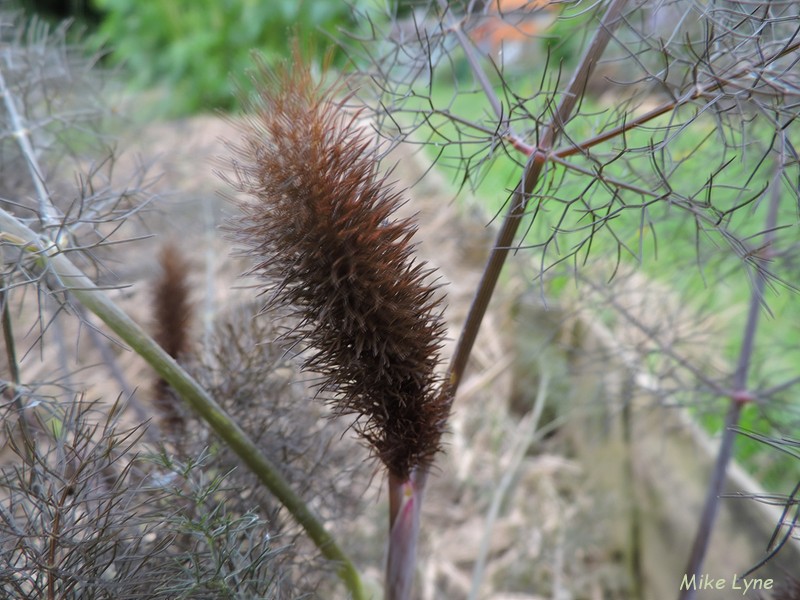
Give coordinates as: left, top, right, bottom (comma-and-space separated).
678, 161, 782, 600
386, 471, 426, 600
445, 0, 630, 397
386, 3, 629, 598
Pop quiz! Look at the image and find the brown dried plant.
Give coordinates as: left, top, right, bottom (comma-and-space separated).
228, 54, 449, 483
151, 242, 194, 439
185, 301, 371, 598
152, 243, 194, 364
225, 49, 456, 598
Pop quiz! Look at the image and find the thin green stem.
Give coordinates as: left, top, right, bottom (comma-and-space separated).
0, 209, 366, 600
0, 269, 37, 468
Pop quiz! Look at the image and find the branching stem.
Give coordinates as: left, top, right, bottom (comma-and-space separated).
0, 209, 365, 600
445, 0, 630, 397
552, 40, 800, 161
0, 67, 59, 230
678, 155, 782, 600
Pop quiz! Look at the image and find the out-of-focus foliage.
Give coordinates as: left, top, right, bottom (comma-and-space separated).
90, 0, 371, 115
18, 0, 103, 26
541, 2, 592, 67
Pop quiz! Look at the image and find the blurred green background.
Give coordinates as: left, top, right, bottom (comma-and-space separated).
18, 0, 380, 115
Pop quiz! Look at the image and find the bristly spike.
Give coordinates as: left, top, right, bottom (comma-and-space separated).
229, 49, 449, 479
151, 242, 194, 438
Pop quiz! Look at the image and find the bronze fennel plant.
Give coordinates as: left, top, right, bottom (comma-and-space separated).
229, 56, 450, 482
227, 53, 452, 598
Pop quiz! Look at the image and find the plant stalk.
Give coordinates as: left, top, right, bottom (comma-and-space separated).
678, 159, 782, 600
386, 471, 425, 600
445, 0, 629, 397
0, 67, 59, 229
384, 2, 629, 599
0, 209, 366, 600
0, 271, 37, 468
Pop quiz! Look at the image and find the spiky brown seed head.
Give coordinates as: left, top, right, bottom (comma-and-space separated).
229, 55, 448, 479
152, 242, 193, 437
153, 243, 193, 361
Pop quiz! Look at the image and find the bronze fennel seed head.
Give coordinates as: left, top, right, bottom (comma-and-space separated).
151, 242, 194, 439
229, 53, 449, 480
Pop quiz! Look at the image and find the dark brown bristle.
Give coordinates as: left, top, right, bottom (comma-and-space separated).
152, 242, 194, 436
229, 53, 448, 479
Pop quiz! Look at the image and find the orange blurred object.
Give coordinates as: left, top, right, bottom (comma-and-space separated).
468, 0, 558, 60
